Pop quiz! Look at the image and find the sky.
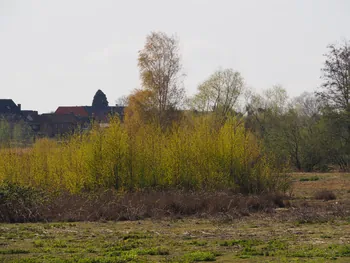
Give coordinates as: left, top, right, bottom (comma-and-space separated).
0, 0, 349, 113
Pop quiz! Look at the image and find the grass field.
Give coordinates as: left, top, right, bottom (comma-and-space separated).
1, 173, 350, 263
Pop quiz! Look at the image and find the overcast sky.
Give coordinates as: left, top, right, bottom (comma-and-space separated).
1, 0, 349, 113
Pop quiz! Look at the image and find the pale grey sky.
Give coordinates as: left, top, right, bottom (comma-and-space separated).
1, 0, 349, 113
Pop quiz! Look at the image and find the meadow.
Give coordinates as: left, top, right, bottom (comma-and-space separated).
1, 172, 350, 263
0, 115, 348, 262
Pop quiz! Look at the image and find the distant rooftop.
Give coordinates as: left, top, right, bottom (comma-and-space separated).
0, 99, 20, 114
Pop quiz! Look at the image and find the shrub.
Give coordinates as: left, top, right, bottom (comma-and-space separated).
314, 190, 336, 201
0, 116, 290, 195
0, 182, 46, 223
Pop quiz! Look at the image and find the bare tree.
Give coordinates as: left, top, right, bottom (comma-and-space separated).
191, 68, 244, 117
116, 95, 129, 107
245, 86, 289, 139
317, 40, 350, 112
138, 32, 185, 124
316, 41, 350, 170
292, 92, 322, 118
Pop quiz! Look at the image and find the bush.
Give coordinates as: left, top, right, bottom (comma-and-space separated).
314, 190, 336, 201
0, 116, 290, 195
0, 183, 47, 223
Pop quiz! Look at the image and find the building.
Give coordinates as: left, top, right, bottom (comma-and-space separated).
55, 106, 89, 117
55, 105, 125, 123
0, 99, 21, 116
30, 113, 89, 138
0, 98, 125, 138
21, 110, 39, 121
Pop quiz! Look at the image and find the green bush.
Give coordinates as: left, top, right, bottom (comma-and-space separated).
0, 182, 46, 223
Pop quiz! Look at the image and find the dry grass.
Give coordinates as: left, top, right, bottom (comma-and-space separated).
0, 188, 288, 223
1, 172, 350, 224
292, 172, 350, 200
275, 172, 350, 224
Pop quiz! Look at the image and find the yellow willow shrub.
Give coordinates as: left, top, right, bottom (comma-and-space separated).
178, 116, 223, 189
197, 117, 223, 188
81, 126, 106, 189
29, 138, 61, 191
56, 118, 130, 191
0, 149, 14, 183
59, 133, 91, 193
0, 115, 289, 194
127, 126, 146, 189
129, 123, 167, 189
97, 118, 129, 189
84, 126, 105, 188
0, 139, 60, 191
0, 148, 29, 184
67, 120, 128, 191
218, 117, 286, 194
163, 121, 200, 189
218, 118, 249, 186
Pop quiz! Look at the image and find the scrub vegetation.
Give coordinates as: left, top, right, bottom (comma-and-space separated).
0, 33, 349, 262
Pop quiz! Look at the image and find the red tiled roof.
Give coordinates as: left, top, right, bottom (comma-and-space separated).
39, 113, 79, 123
55, 107, 89, 117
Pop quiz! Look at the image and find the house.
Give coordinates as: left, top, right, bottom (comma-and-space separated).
0, 96, 126, 138
40, 104, 125, 137
55, 105, 125, 123
55, 106, 90, 117
30, 113, 89, 138
0, 99, 39, 120
21, 110, 38, 121
85, 105, 125, 122
0, 99, 21, 116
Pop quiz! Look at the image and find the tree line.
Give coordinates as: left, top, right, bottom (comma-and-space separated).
125, 32, 349, 172
1, 31, 349, 176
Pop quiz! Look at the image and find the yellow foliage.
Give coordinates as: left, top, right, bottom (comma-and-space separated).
0, 116, 288, 194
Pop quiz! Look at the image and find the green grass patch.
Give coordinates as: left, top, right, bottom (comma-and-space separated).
183, 251, 216, 261
121, 232, 152, 240
189, 240, 208, 246
33, 239, 45, 248
137, 247, 169, 255
52, 239, 68, 248
299, 176, 320, 182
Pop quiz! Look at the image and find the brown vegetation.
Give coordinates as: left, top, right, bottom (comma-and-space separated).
2, 172, 350, 224
314, 190, 337, 201
0, 184, 289, 223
